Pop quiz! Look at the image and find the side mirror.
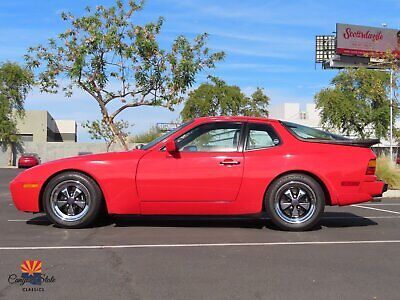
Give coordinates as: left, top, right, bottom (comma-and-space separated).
165, 140, 178, 154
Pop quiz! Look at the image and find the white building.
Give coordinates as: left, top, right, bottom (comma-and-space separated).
269, 103, 322, 129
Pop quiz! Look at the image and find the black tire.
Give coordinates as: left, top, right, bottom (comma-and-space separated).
265, 173, 325, 231
43, 172, 103, 228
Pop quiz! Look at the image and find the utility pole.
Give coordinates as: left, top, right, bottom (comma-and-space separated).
382, 23, 394, 161
390, 68, 393, 161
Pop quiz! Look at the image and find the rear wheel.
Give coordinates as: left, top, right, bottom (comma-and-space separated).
43, 172, 103, 228
265, 173, 325, 231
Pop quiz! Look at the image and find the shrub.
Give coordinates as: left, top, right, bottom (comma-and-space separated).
375, 156, 400, 190
130, 126, 162, 143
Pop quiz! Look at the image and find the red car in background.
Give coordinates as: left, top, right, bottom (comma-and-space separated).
17, 153, 41, 168
10, 117, 387, 231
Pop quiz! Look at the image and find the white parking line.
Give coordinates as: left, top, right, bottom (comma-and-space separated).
0, 240, 399, 251
363, 203, 400, 206
322, 216, 400, 219
351, 204, 400, 215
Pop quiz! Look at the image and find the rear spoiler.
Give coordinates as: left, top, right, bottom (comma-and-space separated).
306, 138, 380, 148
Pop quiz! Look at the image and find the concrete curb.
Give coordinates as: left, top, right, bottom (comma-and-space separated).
382, 190, 400, 198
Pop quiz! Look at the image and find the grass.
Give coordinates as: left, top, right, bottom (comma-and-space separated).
375, 156, 400, 190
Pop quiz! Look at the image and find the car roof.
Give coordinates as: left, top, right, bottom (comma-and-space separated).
193, 116, 280, 123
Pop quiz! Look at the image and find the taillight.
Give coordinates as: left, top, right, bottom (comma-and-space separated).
366, 159, 376, 175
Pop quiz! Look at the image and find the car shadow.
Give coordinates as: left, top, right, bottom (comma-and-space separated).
25, 211, 377, 230
319, 212, 377, 228
26, 215, 268, 229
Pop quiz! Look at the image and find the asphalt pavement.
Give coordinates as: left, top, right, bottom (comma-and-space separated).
0, 168, 399, 300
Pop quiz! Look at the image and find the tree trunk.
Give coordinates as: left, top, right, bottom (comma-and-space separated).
8, 144, 13, 166
106, 142, 112, 152
100, 107, 128, 151
107, 118, 129, 151
8, 143, 15, 166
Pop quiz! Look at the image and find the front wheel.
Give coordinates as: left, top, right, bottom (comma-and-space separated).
265, 173, 325, 231
43, 172, 103, 228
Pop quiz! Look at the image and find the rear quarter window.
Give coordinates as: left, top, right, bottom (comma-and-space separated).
245, 123, 281, 150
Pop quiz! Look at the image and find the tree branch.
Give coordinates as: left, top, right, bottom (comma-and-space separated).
110, 95, 169, 120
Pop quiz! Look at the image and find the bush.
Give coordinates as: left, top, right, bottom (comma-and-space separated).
130, 126, 162, 143
376, 156, 400, 190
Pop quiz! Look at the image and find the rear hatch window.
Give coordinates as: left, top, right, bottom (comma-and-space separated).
281, 121, 349, 141
281, 121, 379, 148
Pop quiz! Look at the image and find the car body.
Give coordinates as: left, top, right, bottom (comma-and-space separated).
17, 153, 41, 168
10, 116, 387, 230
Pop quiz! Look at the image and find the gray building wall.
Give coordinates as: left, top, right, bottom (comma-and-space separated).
0, 142, 140, 166
15, 110, 77, 143
16, 110, 49, 143
0, 149, 10, 167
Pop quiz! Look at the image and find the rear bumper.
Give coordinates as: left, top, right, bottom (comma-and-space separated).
375, 183, 388, 197
361, 180, 387, 197
337, 180, 387, 206
18, 160, 38, 167
18, 163, 37, 168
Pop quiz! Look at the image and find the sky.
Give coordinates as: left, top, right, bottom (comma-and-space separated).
0, 0, 399, 141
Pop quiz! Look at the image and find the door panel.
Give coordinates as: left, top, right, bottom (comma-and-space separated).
136, 151, 244, 202
136, 122, 245, 204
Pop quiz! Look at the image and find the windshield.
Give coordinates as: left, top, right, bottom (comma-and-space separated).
140, 120, 194, 150
281, 121, 349, 141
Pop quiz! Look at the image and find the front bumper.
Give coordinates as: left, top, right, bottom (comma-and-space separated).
9, 179, 42, 212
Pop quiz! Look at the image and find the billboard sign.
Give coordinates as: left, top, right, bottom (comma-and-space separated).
336, 23, 400, 57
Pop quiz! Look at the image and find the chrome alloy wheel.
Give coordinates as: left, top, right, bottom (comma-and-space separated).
274, 181, 317, 224
50, 180, 91, 222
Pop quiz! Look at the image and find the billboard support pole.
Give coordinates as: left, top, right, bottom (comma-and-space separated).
390, 68, 393, 161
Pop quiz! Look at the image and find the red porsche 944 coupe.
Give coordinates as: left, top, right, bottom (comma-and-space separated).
10, 117, 387, 231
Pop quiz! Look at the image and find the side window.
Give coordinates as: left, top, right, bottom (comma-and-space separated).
176, 122, 242, 152
246, 123, 280, 150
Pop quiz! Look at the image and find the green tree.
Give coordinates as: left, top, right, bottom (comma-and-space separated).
25, 0, 224, 150
243, 87, 270, 117
315, 68, 393, 139
82, 119, 130, 152
0, 62, 33, 165
181, 77, 269, 121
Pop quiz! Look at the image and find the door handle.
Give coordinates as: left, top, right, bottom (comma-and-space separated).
220, 159, 240, 166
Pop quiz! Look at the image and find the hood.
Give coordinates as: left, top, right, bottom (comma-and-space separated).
14, 149, 146, 182
42, 149, 144, 165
